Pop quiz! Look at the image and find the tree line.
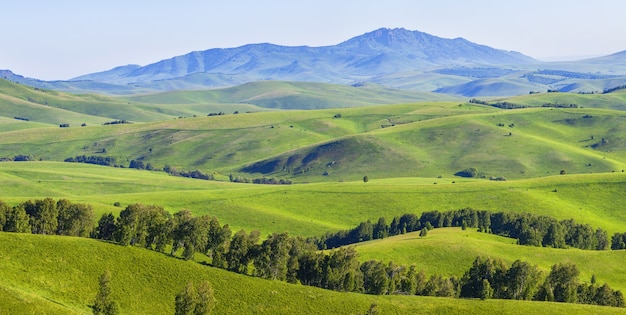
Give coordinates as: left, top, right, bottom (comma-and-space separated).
87, 204, 623, 307
0, 198, 94, 237
0, 199, 624, 307
317, 208, 611, 251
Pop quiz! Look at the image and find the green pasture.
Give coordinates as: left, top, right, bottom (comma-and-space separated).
122, 80, 462, 109
1, 162, 626, 238
356, 228, 626, 292
0, 232, 624, 315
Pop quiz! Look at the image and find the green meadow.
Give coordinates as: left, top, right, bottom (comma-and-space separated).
1, 232, 625, 315
1, 162, 626, 238
3, 79, 626, 313
356, 228, 626, 292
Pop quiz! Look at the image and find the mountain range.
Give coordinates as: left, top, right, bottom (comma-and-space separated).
3, 27, 626, 96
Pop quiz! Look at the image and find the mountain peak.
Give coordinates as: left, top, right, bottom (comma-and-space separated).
340, 27, 434, 48
56, 28, 537, 92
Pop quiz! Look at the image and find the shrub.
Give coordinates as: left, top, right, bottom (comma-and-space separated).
455, 168, 478, 178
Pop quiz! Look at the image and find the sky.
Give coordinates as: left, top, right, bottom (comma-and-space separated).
3, 0, 626, 80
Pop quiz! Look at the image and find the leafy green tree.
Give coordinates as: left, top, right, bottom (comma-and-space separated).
460, 256, 507, 299
595, 228, 609, 250
226, 229, 260, 274
386, 261, 405, 295
285, 236, 315, 284
175, 281, 197, 315
92, 270, 120, 315
206, 218, 231, 268
296, 250, 325, 287
171, 210, 195, 255
611, 232, 626, 250
363, 176, 369, 183
0, 201, 8, 229
361, 260, 389, 295
414, 269, 427, 295
3, 204, 30, 233
183, 215, 211, 260
479, 279, 493, 300
543, 222, 566, 248
363, 303, 378, 315
144, 206, 172, 252
56, 199, 94, 237
373, 217, 388, 239
419, 228, 428, 237
254, 232, 292, 280
399, 265, 419, 295
24, 198, 58, 234
115, 204, 146, 245
456, 167, 478, 178
94, 213, 117, 240
195, 280, 216, 315
506, 260, 542, 300
389, 217, 401, 235
353, 221, 373, 242
323, 247, 363, 292
545, 263, 579, 303
423, 274, 456, 297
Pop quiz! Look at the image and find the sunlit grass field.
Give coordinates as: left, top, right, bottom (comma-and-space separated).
1, 232, 625, 315
355, 228, 626, 292
1, 162, 626, 238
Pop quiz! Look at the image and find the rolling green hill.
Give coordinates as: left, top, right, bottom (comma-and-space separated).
2, 162, 626, 239
3, 99, 626, 183
1, 231, 624, 315
4, 81, 626, 313
122, 81, 462, 109
355, 228, 626, 292
0, 79, 266, 126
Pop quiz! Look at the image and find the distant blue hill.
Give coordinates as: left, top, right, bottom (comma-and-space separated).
71, 28, 535, 86
3, 28, 626, 97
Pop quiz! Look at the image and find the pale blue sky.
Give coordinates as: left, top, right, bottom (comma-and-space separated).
3, 0, 625, 80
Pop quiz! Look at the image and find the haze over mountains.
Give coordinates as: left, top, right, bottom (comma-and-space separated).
3, 27, 626, 96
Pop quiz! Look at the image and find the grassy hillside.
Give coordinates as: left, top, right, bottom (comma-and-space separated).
2, 162, 626, 238
1, 232, 624, 315
0, 79, 266, 125
355, 228, 626, 292
4, 82, 626, 313
123, 81, 462, 109
500, 89, 626, 111
3, 101, 626, 182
